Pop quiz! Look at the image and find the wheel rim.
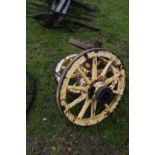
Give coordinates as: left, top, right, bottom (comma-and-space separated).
55, 54, 77, 83
56, 48, 126, 126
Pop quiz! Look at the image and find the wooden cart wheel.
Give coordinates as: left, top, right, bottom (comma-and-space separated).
56, 48, 126, 126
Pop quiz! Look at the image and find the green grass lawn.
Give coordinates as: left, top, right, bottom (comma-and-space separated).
27, 0, 129, 154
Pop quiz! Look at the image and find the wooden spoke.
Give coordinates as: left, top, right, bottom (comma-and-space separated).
109, 80, 118, 90
111, 66, 118, 74
57, 49, 126, 126
68, 94, 87, 109
67, 85, 87, 92
77, 67, 91, 85
91, 100, 97, 119
85, 63, 91, 68
104, 72, 121, 85
78, 99, 91, 119
97, 60, 102, 66
68, 68, 87, 79
113, 90, 121, 95
99, 60, 113, 79
92, 57, 98, 81
81, 66, 88, 74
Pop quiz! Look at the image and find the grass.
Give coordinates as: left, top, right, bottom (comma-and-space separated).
27, 0, 129, 154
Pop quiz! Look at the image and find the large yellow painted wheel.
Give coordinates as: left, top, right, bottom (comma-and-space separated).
56, 48, 126, 126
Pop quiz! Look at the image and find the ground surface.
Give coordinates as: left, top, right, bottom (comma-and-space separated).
27, 0, 129, 154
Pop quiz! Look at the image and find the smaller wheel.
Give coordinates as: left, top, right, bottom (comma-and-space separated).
56, 48, 126, 126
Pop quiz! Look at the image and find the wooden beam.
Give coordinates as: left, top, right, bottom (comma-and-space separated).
68, 95, 87, 109
78, 99, 91, 119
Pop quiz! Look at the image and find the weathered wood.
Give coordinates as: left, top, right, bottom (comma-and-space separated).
92, 56, 98, 81
77, 67, 91, 85
78, 99, 91, 119
99, 60, 113, 80
104, 73, 121, 85
56, 48, 126, 126
69, 39, 102, 50
68, 94, 86, 109
91, 100, 97, 119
